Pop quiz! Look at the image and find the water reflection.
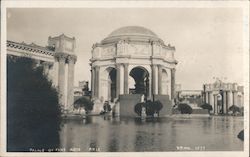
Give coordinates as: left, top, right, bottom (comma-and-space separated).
59, 116, 243, 152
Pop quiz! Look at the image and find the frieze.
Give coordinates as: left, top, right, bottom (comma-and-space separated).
101, 46, 116, 57
7, 40, 54, 56
127, 43, 150, 56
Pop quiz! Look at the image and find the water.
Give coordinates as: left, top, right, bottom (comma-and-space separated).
59, 116, 243, 152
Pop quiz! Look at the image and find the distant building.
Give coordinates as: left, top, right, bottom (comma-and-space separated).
203, 79, 244, 115
74, 81, 90, 97
175, 84, 203, 108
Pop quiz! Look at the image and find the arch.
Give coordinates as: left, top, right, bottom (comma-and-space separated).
161, 69, 169, 95
129, 66, 149, 97
101, 66, 117, 102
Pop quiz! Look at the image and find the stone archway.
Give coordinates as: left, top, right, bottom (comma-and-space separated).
161, 69, 169, 95
101, 67, 117, 102
129, 66, 149, 97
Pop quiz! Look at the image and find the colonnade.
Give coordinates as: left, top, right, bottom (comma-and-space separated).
91, 63, 176, 100
204, 90, 239, 114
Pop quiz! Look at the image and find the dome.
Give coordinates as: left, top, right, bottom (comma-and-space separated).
101, 26, 162, 44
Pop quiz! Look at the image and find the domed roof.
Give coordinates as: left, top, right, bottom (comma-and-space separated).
101, 26, 162, 44
109, 26, 158, 38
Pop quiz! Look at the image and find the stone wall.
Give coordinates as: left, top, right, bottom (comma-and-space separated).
119, 94, 142, 117
154, 95, 172, 116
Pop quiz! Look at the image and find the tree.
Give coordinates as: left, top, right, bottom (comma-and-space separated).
134, 100, 163, 116
229, 105, 240, 115
201, 103, 213, 113
134, 102, 145, 116
74, 96, 93, 114
7, 57, 62, 151
177, 103, 193, 114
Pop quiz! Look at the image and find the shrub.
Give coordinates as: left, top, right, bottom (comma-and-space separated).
7, 57, 61, 151
103, 101, 111, 112
229, 105, 240, 114
134, 100, 163, 116
201, 103, 213, 112
177, 103, 192, 114
74, 96, 94, 113
134, 102, 145, 116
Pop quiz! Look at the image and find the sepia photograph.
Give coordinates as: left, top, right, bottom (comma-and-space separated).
0, 1, 249, 157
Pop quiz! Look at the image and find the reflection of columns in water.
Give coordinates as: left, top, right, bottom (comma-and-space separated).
123, 63, 129, 94
158, 65, 162, 95
67, 55, 77, 109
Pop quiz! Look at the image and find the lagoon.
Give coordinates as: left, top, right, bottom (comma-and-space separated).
59, 116, 243, 152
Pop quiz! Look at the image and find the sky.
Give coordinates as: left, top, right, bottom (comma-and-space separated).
7, 8, 245, 90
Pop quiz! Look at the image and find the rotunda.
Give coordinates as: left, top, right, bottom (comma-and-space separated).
90, 26, 177, 106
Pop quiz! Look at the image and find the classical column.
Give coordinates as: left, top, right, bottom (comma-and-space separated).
55, 53, 67, 107
227, 91, 233, 108
91, 67, 95, 98
171, 68, 176, 99
116, 64, 121, 98
67, 55, 77, 110
223, 91, 227, 114
95, 66, 100, 98
42, 62, 50, 76
205, 92, 209, 104
209, 92, 214, 112
158, 65, 162, 95
151, 65, 158, 95
233, 91, 237, 106
214, 94, 218, 115
123, 63, 129, 94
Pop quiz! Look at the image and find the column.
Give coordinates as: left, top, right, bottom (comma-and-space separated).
209, 92, 214, 112
223, 91, 227, 114
55, 53, 67, 107
67, 55, 77, 110
205, 92, 209, 104
116, 64, 121, 98
124, 63, 129, 94
227, 91, 233, 108
95, 66, 100, 98
233, 91, 237, 106
42, 62, 50, 76
91, 67, 95, 98
119, 64, 124, 95
151, 65, 158, 95
214, 94, 217, 114
158, 65, 162, 95
171, 68, 176, 99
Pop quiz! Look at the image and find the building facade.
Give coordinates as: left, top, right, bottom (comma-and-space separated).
7, 34, 77, 110
90, 26, 177, 102
203, 79, 244, 115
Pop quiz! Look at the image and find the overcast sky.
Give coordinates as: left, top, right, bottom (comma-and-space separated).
7, 8, 244, 90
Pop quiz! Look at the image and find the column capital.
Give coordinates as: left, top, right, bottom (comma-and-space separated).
122, 63, 129, 67
67, 54, 77, 64
171, 68, 176, 72
54, 52, 68, 62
